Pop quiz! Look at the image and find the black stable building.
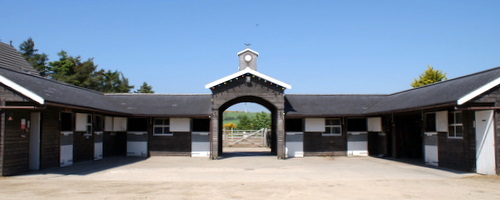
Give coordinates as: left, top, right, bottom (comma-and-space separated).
1, 42, 499, 176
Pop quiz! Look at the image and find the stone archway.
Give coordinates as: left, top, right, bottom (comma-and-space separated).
209, 75, 286, 159
205, 48, 290, 159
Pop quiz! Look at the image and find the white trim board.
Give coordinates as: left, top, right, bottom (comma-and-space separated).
205, 67, 292, 89
0, 74, 45, 104
237, 48, 259, 56
457, 77, 500, 105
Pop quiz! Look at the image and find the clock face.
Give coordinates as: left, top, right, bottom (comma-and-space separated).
244, 54, 252, 62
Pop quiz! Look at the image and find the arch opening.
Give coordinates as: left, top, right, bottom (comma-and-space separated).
217, 96, 278, 157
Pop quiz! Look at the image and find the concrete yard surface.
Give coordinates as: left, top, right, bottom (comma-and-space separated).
1, 151, 499, 200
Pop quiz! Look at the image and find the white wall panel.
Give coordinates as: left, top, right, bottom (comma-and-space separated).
170, 118, 191, 132
305, 118, 324, 132
436, 111, 448, 132
113, 117, 127, 132
367, 117, 382, 132
75, 113, 88, 132
94, 142, 103, 160
104, 116, 113, 131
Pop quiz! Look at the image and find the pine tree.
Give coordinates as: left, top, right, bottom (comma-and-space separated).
18, 38, 50, 76
410, 65, 447, 88
135, 82, 155, 93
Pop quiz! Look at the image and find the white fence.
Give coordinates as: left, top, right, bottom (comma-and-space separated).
223, 128, 269, 147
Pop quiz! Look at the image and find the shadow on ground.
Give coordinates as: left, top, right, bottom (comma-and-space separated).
221, 151, 274, 158
220, 147, 275, 159
376, 156, 470, 175
22, 156, 147, 176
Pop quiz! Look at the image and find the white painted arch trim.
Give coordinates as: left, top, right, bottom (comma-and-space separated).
0, 74, 44, 104
457, 77, 500, 105
205, 67, 292, 89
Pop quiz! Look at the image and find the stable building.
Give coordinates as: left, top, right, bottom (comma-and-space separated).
0, 42, 499, 176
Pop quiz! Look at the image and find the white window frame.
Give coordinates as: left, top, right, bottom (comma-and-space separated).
448, 111, 463, 139
323, 118, 342, 136
153, 118, 173, 136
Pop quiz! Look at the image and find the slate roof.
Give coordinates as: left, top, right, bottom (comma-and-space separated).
285, 67, 500, 116
366, 67, 500, 114
0, 42, 39, 75
107, 94, 212, 116
285, 94, 387, 116
0, 66, 126, 113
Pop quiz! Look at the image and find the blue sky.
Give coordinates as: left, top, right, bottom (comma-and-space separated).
1, 0, 500, 112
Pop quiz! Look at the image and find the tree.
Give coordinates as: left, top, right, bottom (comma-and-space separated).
135, 82, 154, 93
48, 51, 96, 88
18, 38, 50, 76
91, 69, 134, 93
411, 65, 447, 88
18, 38, 147, 93
252, 112, 271, 129
19, 38, 37, 58
237, 115, 253, 130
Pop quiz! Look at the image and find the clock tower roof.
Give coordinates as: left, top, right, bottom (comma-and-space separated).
237, 48, 259, 56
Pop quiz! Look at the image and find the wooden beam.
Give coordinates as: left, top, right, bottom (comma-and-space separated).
456, 107, 500, 111
0, 106, 43, 109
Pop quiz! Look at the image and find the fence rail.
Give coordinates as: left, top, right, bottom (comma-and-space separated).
223, 128, 269, 147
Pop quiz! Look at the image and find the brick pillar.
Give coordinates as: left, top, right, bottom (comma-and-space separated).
210, 109, 219, 159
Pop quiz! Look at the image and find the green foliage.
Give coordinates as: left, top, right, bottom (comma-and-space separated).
252, 112, 271, 129
18, 38, 50, 76
18, 38, 142, 93
91, 69, 134, 93
48, 51, 96, 88
237, 115, 253, 130
225, 111, 271, 130
135, 82, 155, 93
411, 65, 447, 88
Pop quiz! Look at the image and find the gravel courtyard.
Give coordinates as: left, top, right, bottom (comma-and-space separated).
1, 148, 499, 200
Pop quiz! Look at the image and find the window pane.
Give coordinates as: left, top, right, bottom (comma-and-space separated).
326, 127, 333, 133
455, 112, 463, 124
163, 127, 170, 133
154, 127, 163, 134
448, 126, 455, 137
154, 119, 164, 125
456, 126, 463, 137
448, 113, 455, 124
333, 127, 341, 134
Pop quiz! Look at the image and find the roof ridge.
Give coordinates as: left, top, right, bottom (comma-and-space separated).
389, 66, 500, 96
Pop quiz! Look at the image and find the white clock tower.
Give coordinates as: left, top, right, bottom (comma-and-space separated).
237, 48, 259, 71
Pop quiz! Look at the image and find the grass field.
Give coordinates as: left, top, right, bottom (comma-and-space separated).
223, 111, 259, 126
